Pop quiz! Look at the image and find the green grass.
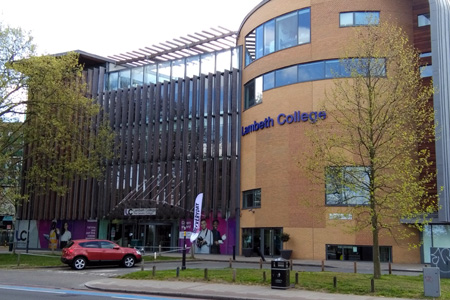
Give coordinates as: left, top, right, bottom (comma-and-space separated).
0, 253, 64, 268
119, 268, 450, 299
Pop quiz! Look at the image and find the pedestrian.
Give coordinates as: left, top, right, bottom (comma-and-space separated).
195, 219, 212, 254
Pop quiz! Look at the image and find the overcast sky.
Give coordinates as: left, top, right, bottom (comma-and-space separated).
0, 0, 261, 58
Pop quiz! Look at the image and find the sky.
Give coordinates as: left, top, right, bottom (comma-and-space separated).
0, 0, 262, 58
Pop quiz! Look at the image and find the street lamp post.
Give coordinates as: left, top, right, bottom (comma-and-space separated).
182, 213, 187, 270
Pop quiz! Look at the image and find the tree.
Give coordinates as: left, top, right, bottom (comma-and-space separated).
303, 21, 435, 279
0, 22, 114, 210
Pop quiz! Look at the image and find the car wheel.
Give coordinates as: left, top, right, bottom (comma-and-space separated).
122, 255, 135, 268
72, 257, 86, 270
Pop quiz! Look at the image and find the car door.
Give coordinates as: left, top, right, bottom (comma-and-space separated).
99, 241, 123, 263
80, 241, 102, 262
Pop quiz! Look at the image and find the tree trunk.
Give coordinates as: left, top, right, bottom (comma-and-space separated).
372, 220, 381, 279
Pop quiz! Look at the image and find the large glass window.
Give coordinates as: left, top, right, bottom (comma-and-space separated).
418, 13, 431, 27
118, 70, 131, 89
245, 8, 311, 66
298, 61, 324, 82
144, 64, 157, 84
172, 59, 185, 80
131, 67, 143, 87
243, 189, 261, 209
158, 62, 171, 83
325, 166, 370, 206
108, 72, 118, 90
186, 55, 200, 78
276, 12, 298, 50
201, 53, 215, 75
340, 11, 380, 27
275, 65, 297, 87
244, 76, 263, 110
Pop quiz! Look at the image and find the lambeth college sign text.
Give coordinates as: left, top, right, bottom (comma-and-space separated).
241, 110, 327, 137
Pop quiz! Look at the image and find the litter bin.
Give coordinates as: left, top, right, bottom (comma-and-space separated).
271, 258, 290, 289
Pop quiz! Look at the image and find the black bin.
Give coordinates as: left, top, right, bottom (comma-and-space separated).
271, 258, 290, 289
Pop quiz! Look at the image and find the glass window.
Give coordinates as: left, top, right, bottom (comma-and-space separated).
144, 64, 157, 84
298, 8, 311, 44
118, 69, 131, 89
276, 12, 298, 50
418, 13, 431, 27
158, 61, 171, 82
244, 76, 263, 109
298, 61, 324, 82
100, 241, 116, 249
186, 55, 200, 78
275, 65, 297, 87
263, 72, 275, 91
216, 49, 232, 73
420, 65, 433, 78
172, 58, 185, 80
355, 12, 379, 25
340, 12, 353, 27
340, 12, 380, 27
243, 189, 261, 209
264, 20, 275, 55
325, 60, 340, 78
108, 72, 118, 90
231, 48, 240, 70
245, 30, 256, 66
420, 52, 432, 58
131, 67, 143, 87
325, 166, 370, 206
255, 25, 264, 60
201, 53, 215, 75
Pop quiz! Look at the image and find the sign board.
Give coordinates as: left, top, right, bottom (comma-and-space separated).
124, 208, 156, 216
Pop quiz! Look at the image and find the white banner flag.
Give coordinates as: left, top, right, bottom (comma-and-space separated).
190, 193, 203, 242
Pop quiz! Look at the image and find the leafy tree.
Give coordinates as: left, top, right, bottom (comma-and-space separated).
0, 22, 114, 213
303, 22, 435, 278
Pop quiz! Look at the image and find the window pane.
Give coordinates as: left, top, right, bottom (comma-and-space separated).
216, 49, 232, 73
420, 65, 433, 78
325, 60, 340, 78
298, 8, 311, 44
255, 25, 264, 59
355, 12, 379, 25
275, 65, 297, 87
144, 64, 157, 84
108, 72, 118, 90
231, 48, 239, 69
186, 55, 200, 78
418, 13, 431, 27
340, 12, 353, 27
158, 61, 171, 82
264, 20, 275, 55
276, 12, 298, 50
131, 67, 143, 87
245, 77, 263, 109
263, 72, 275, 90
201, 53, 215, 75
326, 166, 369, 206
118, 70, 131, 89
298, 61, 324, 82
245, 30, 256, 65
172, 58, 185, 80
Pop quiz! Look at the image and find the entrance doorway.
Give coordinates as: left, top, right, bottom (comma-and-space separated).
242, 227, 282, 257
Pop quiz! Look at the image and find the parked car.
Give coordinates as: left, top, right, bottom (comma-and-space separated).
61, 239, 142, 270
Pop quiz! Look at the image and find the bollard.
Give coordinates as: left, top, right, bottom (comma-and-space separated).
259, 258, 263, 269
159, 244, 162, 253
388, 262, 392, 275
204, 268, 208, 280
154, 252, 157, 260
295, 272, 299, 285
233, 245, 236, 261
371, 278, 375, 292
176, 267, 180, 277
321, 260, 325, 271
354, 261, 357, 273
333, 276, 337, 288
141, 257, 145, 271
263, 271, 266, 282
229, 258, 232, 268
290, 259, 293, 271
17, 253, 20, 266
232, 269, 236, 282
152, 266, 156, 276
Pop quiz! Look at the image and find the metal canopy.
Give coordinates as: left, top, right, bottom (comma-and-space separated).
108, 27, 237, 67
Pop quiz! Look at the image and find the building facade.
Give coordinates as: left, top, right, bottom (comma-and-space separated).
16, 0, 450, 263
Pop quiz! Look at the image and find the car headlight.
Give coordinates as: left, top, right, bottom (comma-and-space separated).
135, 250, 142, 255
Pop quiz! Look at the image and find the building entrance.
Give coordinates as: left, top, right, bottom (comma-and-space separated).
242, 227, 282, 257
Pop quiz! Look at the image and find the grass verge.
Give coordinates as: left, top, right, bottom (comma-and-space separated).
120, 268, 450, 299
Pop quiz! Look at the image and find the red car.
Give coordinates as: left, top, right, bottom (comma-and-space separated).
61, 239, 142, 270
